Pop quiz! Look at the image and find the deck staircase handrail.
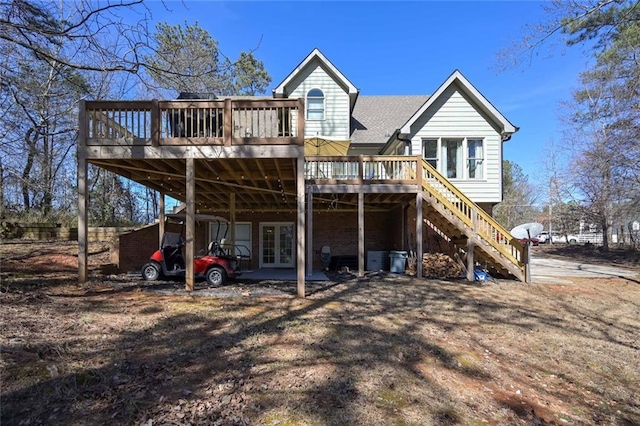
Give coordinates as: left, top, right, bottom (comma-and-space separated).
419, 159, 525, 270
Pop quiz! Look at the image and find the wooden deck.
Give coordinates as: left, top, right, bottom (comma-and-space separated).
77, 99, 527, 291
79, 99, 424, 211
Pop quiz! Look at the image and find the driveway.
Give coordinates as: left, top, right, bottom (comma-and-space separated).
531, 256, 639, 282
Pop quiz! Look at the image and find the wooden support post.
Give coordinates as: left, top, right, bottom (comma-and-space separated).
296, 155, 306, 297
402, 201, 407, 251
224, 98, 232, 147
358, 191, 364, 277
307, 188, 313, 276
77, 102, 88, 284
524, 246, 531, 283
466, 208, 477, 282
159, 193, 165, 242
230, 193, 236, 252
296, 98, 305, 144
185, 158, 195, 291
416, 192, 423, 279
466, 239, 475, 282
151, 99, 160, 147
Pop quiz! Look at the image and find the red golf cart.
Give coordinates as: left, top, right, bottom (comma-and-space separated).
141, 214, 242, 286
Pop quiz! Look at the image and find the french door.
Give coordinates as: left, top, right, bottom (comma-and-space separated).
259, 223, 295, 268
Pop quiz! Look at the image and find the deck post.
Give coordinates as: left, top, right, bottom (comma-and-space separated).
151, 99, 160, 147
296, 155, 306, 297
466, 207, 477, 282
416, 192, 423, 278
230, 192, 236, 251
358, 191, 364, 277
306, 188, 313, 276
77, 100, 88, 284
224, 99, 232, 147
185, 158, 195, 291
523, 243, 531, 283
159, 193, 165, 241
296, 98, 305, 145
466, 239, 475, 282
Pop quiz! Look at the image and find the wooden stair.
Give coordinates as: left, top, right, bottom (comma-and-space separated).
418, 160, 528, 282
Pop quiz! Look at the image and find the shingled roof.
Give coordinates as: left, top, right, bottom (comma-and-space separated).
350, 95, 430, 145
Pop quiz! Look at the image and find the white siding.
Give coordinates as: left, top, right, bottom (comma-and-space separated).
409, 83, 503, 203
284, 60, 351, 139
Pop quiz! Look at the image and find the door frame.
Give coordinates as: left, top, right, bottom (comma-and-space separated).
259, 222, 295, 268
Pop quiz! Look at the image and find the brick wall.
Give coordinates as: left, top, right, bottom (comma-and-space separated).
117, 206, 443, 272
117, 222, 210, 272
117, 224, 159, 272
233, 210, 400, 270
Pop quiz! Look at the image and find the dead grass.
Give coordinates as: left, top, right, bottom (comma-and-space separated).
1, 241, 639, 425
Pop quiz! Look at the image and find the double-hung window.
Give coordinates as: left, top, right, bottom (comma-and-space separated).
306, 89, 324, 120
467, 139, 484, 179
442, 139, 463, 179
423, 139, 438, 169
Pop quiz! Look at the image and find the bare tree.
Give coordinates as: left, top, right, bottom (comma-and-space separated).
0, 0, 150, 74
1, 42, 89, 220
497, 0, 640, 70
558, 46, 639, 251
493, 160, 541, 230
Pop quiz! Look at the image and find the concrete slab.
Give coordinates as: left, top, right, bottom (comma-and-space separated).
531, 256, 639, 282
239, 268, 329, 282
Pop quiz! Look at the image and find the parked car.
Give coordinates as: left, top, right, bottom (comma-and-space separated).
552, 233, 579, 244
536, 231, 551, 244
536, 231, 579, 244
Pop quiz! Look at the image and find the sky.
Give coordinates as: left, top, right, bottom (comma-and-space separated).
137, 1, 594, 195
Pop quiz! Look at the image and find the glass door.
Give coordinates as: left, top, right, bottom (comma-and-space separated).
260, 223, 294, 268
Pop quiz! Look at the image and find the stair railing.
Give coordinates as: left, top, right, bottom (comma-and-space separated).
420, 159, 525, 269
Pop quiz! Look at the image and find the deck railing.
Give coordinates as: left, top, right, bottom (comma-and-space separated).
83, 99, 304, 147
304, 155, 418, 181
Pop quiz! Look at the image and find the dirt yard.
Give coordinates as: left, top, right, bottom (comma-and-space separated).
1, 241, 639, 425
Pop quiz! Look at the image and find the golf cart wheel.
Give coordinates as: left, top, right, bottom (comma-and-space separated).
569, 238, 578, 244
142, 262, 161, 281
206, 267, 226, 287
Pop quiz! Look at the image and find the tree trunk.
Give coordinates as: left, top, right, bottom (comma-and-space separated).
601, 220, 610, 252
42, 129, 52, 217
22, 128, 37, 212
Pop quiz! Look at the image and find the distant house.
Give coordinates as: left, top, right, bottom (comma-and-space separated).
77, 48, 528, 293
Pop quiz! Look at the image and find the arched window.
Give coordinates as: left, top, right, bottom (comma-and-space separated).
306, 89, 324, 120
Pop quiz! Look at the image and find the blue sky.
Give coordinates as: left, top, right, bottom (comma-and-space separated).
140, 1, 593, 190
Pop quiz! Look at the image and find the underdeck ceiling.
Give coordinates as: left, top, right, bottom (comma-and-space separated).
89, 158, 412, 213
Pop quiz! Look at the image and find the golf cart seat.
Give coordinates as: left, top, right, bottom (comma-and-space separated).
220, 238, 234, 256
208, 241, 220, 256
162, 232, 185, 269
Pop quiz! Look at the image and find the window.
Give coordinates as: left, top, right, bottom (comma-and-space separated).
442, 139, 463, 179
422, 139, 438, 169
306, 89, 324, 120
210, 222, 252, 258
467, 139, 484, 179
421, 137, 484, 179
